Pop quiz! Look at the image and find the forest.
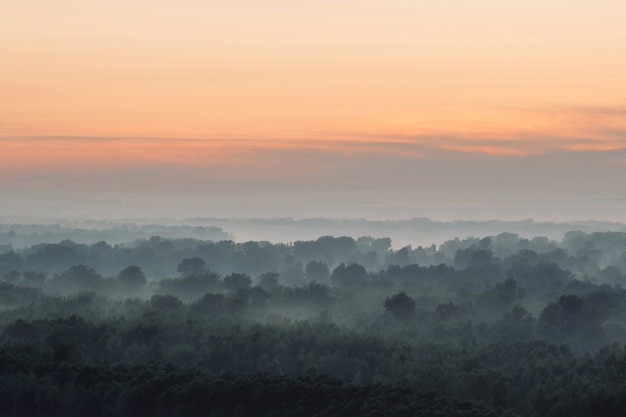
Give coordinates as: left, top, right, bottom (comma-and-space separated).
3, 224, 626, 416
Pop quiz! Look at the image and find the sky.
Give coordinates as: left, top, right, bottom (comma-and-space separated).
1, 0, 626, 222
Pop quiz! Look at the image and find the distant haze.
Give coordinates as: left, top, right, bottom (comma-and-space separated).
1, 143, 626, 225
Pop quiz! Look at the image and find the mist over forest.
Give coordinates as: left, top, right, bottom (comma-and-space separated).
5, 0, 626, 414
2, 216, 624, 249
3, 218, 626, 416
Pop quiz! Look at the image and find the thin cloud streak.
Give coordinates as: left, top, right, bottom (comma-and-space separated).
3, 130, 626, 175
2, 135, 626, 193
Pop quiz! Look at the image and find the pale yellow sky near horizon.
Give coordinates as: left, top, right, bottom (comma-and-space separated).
2, 0, 625, 144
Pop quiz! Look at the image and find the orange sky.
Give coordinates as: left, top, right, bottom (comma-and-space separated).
2, 1, 625, 144
1, 0, 626, 220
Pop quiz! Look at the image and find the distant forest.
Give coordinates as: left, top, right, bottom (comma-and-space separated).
3, 223, 626, 416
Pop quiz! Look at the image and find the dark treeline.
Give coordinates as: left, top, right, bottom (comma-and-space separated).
1, 350, 520, 417
0, 222, 231, 251
3, 217, 623, 251
3, 230, 626, 415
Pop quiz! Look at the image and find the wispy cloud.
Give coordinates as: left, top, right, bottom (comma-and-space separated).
1, 104, 625, 195
1, 132, 625, 193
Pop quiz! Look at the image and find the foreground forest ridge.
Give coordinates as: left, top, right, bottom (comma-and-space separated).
2, 224, 626, 416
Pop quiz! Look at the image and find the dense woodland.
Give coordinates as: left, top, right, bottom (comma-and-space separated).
3, 225, 626, 416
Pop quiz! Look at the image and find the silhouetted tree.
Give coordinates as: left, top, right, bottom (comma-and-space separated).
52, 265, 103, 293
259, 272, 280, 292
384, 292, 416, 320
331, 263, 367, 288
117, 265, 147, 291
223, 273, 252, 293
177, 257, 207, 277
305, 260, 330, 283
191, 292, 228, 315
149, 294, 184, 312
